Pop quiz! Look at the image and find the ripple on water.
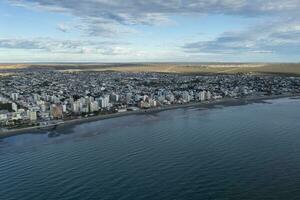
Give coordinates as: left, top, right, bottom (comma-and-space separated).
1, 98, 300, 200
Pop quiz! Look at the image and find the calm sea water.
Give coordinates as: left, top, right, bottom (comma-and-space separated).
1, 98, 300, 200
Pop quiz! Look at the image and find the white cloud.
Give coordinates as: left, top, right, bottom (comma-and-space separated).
0, 38, 133, 56
183, 18, 300, 55
9, 0, 300, 37
57, 23, 70, 33
4, 0, 300, 61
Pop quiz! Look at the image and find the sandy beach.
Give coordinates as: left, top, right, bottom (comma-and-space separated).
0, 94, 298, 139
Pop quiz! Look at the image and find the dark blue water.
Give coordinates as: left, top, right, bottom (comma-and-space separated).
1, 98, 300, 200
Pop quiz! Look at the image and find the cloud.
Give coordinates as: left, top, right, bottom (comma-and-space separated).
57, 23, 70, 33
8, 0, 176, 36
0, 38, 133, 55
9, 0, 300, 18
9, 0, 300, 37
0, 38, 46, 50
75, 18, 137, 37
182, 18, 300, 55
5, 0, 300, 61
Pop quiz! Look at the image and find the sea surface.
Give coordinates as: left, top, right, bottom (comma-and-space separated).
1, 98, 300, 200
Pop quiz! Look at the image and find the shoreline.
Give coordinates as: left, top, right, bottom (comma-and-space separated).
0, 94, 299, 139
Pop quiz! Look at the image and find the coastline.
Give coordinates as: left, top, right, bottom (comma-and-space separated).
0, 93, 299, 139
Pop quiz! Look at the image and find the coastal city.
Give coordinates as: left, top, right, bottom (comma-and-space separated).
3, 0, 300, 199
0, 70, 300, 131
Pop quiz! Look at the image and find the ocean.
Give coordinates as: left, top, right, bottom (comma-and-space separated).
1, 98, 300, 200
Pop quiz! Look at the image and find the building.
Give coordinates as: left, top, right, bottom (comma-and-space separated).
99, 95, 110, 108
11, 103, 18, 112
139, 101, 151, 109
110, 93, 119, 102
72, 101, 81, 113
11, 93, 19, 101
33, 94, 40, 102
166, 94, 175, 103
182, 92, 191, 102
62, 104, 67, 113
51, 95, 60, 104
206, 91, 212, 100
50, 104, 63, 119
149, 99, 157, 107
198, 91, 206, 101
29, 111, 37, 121
90, 101, 99, 112
12, 112, 22, 120
126, 93, 132, 104
38, 101, 47, 112
0, 111, 8, 121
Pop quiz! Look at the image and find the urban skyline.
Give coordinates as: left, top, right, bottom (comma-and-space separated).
1, 69, 299, 131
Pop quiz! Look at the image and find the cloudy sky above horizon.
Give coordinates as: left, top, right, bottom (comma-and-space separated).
1, 0, 300, 62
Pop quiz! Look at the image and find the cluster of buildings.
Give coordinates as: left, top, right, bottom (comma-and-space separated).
0, 70, 300, 129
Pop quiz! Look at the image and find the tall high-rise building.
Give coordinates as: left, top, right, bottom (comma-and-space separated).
50, 104, 63, 119
29, 111, 37, 121
11, 103, 18, 112
62, 104, 67, 113
126, 93, 132, 104
99, 95, 110, 108
206, 91, 212, 100
110, 93, 119, 102
90, 101, 99, 112
72, 101, 81, 113
182, 92, 191, 102
11, 93, 19, 101
198, 91, 206, 101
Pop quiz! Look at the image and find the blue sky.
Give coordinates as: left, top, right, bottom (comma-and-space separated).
1, 0, 300, 62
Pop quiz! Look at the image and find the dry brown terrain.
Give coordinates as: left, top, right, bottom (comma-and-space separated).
0, 64, 28, 69
1, 63, 300, 76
